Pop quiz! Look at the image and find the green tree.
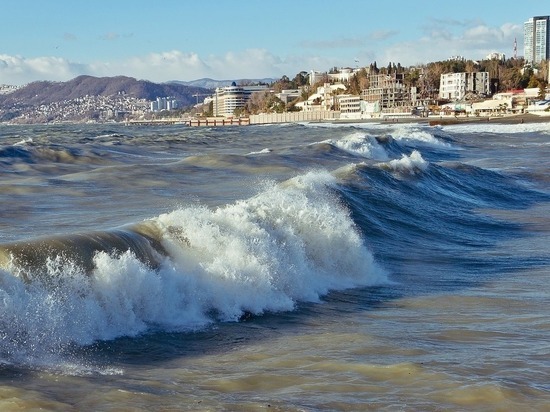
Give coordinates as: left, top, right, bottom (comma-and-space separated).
348, 74, 361, 95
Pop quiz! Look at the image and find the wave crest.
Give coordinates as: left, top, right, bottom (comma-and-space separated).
0, 170, 386, 363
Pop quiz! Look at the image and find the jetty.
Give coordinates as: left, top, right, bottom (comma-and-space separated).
126, 117, 250, 127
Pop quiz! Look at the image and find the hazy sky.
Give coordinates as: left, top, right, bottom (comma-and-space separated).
0, 0, 545, 85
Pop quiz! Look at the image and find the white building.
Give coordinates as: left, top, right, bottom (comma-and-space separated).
295, 83, 346, 112
308, 70, 325, 85
485, 52, 505, 61
213, 83, 268, 117
524, 16, 550, 64
338, 95, 361, 118
150, 97, 177, 112
439, 72, 490, 100
328, 67, 359, 83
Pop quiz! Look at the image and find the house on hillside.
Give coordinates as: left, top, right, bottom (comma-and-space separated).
295, 83, 346, 112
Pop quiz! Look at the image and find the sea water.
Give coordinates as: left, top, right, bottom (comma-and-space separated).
0, 121, 548, 411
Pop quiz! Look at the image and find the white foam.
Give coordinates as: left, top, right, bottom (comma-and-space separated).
441, 121, 550, 134
13, 137, 33, 146
307, 122, 448, 146
377, 150, 428, 174
247, 148, 272, 155
320, 131, 389, 160
387, 125, 448, 146
0, 170, 387, 365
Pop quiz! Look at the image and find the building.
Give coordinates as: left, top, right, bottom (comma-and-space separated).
524, 16, 550, 64
361, 73, 414, 113
213, 83, 268, 117
337, 95, 361, 117
485, 52, 506, 61
295, 83, 346, 112
328, 67, 359, 83
438, 72, 490, 100
275, 89, 301, 105
308, 70, 326, 85
150, 97, 177, 112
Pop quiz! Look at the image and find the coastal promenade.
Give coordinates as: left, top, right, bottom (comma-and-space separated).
122, 112, 550, 128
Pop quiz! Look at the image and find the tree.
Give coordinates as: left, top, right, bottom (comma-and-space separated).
348, 74, 361, 95
538, 81, 548, 100
292, 71, 308, 87
404, 69, 420, 88
527, 74, 540, 88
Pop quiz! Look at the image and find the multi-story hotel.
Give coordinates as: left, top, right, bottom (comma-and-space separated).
524, 16, 550, 64
438, 72, 490, 101
213, 83, 268, 117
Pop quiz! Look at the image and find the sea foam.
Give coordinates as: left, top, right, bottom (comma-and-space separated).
320, 132, 389, 160
377, 150, 428, 174
0, 170, 386, 364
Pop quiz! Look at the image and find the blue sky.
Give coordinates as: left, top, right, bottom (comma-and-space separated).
0, 0, 546, 85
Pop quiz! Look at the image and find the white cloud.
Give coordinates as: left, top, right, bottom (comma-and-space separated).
0, 54, 84, 85
0, 22, 525, 86
382, 23, 522, 65
0, 49, 303, 85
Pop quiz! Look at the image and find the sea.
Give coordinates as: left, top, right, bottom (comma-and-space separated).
0, 120, 548, 411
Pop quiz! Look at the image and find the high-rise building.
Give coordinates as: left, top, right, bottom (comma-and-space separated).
524, 16, 550, 64
213, 83, 268, 117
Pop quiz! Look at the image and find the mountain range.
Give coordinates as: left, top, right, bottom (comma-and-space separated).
0, 75, 214, 107
172, 77, 277, 89
0, 75, 281, 123
0, 75, 279, 107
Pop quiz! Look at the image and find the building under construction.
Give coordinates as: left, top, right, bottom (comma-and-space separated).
361, 73, 416, 114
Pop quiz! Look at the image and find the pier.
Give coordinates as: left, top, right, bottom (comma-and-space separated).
126, 117, 250, 127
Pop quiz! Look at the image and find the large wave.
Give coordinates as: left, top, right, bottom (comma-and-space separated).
0, 170, 386, 364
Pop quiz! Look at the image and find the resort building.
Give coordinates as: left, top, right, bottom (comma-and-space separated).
213, 83, 268, 117
337, 94, 361, 117
438, 72, 490, 100
524, 16, 550, 64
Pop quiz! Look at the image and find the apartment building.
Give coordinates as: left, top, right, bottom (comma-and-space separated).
438, 72, 490, 100
337, 94, 361, 115
213, 83, 268, 117
524, 16, 550, 64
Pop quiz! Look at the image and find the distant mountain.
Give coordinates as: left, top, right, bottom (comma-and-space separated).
171, 77, 278, 89
0, 75, 213, 107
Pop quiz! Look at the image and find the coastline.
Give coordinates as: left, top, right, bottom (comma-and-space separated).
3, 113, 550, 128
328, 112, 550, 126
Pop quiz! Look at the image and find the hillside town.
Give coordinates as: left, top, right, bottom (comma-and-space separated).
1, 15, 549, 125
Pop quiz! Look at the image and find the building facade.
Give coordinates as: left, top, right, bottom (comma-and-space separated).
213, 84, 268, 117
361, 73, 414, 113
438, 72, 490, 100
524, 16, 550, 64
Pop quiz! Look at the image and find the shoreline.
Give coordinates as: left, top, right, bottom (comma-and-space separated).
2, 113, 550, 127
330, 112, 550, 126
